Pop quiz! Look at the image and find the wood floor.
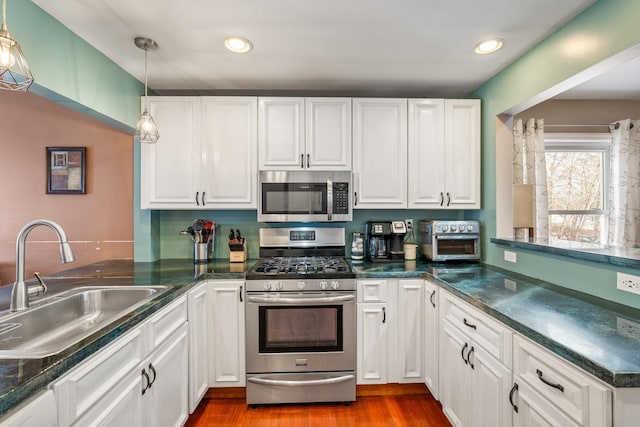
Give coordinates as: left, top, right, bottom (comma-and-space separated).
185, 384, 452, 426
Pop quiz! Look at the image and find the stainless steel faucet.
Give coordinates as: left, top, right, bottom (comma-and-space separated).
11, 220, 75, 312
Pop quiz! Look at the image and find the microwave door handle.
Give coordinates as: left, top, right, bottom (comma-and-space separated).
327, 177, 333, 221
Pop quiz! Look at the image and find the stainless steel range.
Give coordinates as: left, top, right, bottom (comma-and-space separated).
245, 227, 356, 405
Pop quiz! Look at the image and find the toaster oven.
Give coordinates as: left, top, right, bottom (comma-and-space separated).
419, 220, 480, 261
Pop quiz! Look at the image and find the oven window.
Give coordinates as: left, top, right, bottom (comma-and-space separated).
262, 183, 327, 215
259, 305, 343, 353
437, 239, 477, 255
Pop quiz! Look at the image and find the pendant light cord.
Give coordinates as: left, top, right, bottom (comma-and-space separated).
143, 45, 149, 112
2, 0, 8, 31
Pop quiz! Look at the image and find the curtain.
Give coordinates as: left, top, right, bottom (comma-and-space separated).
513, 118, 549, 240
608, 119, 640, 247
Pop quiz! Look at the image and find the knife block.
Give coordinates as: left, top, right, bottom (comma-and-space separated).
229, 238, 247, 263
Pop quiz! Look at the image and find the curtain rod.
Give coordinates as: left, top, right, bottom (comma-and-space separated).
544, 123, 633, 130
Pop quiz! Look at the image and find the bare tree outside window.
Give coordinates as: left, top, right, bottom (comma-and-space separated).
544, 134, 610, 246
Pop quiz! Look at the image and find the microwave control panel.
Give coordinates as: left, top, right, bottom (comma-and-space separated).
333, 183, 349, 214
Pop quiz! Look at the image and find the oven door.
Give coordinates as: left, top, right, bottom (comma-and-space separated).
434, 234, 481, 261
246, 292, 356, 373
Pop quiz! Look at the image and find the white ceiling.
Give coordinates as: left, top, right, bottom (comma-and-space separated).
33, 0, 597, 97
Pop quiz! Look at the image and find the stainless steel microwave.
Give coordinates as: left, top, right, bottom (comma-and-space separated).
258, 171, 352, 222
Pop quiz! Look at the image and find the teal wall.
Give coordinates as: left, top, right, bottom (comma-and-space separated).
152, 209, 467, 261
5, 1, 143, 131
473, 0, 640, 308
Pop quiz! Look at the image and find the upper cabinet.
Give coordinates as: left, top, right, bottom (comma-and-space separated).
258, 97, 351, 170
141, 96, 257, 209
408, 99, 481, 209
352, 98, 408, 209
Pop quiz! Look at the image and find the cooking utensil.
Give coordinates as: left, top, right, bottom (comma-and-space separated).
229, 229, 236, 241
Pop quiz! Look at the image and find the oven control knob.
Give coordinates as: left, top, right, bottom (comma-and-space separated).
441, 225, 449, 232
263, 281, 272, 291
331, 281, 340, 290
297, 281, 306, 290
450, 225, 457, 232
274, 281, 284, 291
320, 281, 328, 290
467, 225, 474, 232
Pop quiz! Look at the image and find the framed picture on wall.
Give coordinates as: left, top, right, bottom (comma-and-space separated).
46, 147, 86, 194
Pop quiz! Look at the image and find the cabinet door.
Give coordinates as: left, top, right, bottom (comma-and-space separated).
187, 283, 209, 413
0, 390, 57, 427
258, 97, 305, 170
201, 97, 257, 208
439, 320, 471, 427
146, 324, 189, 427
356, 303, 388, 384
305, 98, 352, 170
208, 281, 246, 387
352, 98, 407, 208
444, 99, 481, 209
141, 97, 201, 209
408, 99, 445, 208
513, 379, 580, 427
471, 344, 513, 427
397, 279, 423, 383
424, 280, 439, 399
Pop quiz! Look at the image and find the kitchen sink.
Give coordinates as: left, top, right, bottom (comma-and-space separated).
0, 285, 169, 359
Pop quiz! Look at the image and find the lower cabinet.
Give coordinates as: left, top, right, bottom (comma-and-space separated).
438, 289, 512, 427
52, 297, 189, 427
187, 283, 209, 412
423, 280, 439, 399
0, 390, 57, 427
208, 280, 246, 387
356, 279, 423, 385
511, 335, 612, 427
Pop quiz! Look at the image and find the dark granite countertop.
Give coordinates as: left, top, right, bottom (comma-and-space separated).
2, 257, 640, 418
0, 258, 253, 418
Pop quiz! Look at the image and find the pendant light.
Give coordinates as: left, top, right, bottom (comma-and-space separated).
134, 36, 159, 144
0, 0, 33, 91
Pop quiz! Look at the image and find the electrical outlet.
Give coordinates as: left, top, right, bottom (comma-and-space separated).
405, 219, 413, 232
617, 272, 640, 295
504, 250, 517, 263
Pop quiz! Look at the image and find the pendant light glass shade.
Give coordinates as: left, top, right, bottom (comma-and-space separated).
133, 37, 159, 144
0, 0, 33, 91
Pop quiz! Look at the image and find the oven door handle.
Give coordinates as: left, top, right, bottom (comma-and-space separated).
247, 374, 355, 387
247, 295, 355, 304
435, 234, 480, 240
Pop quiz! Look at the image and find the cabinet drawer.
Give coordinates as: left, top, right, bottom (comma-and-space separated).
513, 335, 612, 426
53, 327, 145, 426
357, 279, 388, 303
146, 296, 188, 350
440, 289, 512, 366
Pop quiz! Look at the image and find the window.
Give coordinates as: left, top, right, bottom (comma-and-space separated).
544, 133, 610, 245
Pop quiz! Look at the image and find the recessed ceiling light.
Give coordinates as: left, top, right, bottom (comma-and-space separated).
224, 37, 253, 54
474, 38, 504, 55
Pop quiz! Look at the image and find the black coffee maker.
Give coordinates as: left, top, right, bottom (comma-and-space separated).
389, 220, 407, 259
366, 222, 391, 261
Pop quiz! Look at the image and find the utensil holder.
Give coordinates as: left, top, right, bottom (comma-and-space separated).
194, 242, 213, 264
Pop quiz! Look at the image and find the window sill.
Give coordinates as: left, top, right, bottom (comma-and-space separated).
491, 237, 640, 269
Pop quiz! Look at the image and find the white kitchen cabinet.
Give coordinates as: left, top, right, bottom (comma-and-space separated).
52, 297, 188, 427
356, 279, 423, 385
357, 302, 388, 384
511, 335, 611, 427
0, 390, 57, 427
201, 97, 257, 208
208, 281, 245, 387
397, 279, 423, 383
352, 98, 407, 208
141, 97, 201, 209
438, 289, 513, 427
408, 99, 481, 209
187, 283, 209, 413
141, 96, 257, 209
258, 97, 351, 170
423, 280, 439, 399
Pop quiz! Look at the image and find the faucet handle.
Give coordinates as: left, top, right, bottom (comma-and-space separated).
30, 272, 48, 297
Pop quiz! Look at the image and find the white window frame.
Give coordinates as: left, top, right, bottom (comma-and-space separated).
544, 132, 611, 243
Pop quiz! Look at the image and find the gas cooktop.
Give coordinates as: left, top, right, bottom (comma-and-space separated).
249, 256, 353, 276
